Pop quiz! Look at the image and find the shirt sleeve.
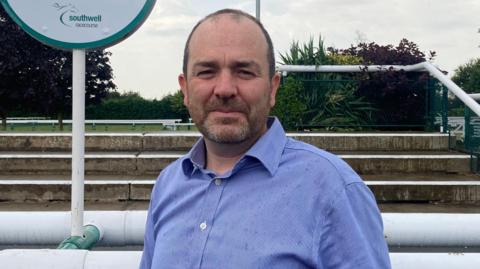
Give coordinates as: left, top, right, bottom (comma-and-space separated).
315, 182, 391, 269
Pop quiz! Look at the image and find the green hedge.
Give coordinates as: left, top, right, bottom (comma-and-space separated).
85, 91, 189, 121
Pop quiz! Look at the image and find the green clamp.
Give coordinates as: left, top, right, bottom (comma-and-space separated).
57, 224, 102, 250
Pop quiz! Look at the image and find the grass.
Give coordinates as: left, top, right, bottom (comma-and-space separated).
0, 124, 197, 133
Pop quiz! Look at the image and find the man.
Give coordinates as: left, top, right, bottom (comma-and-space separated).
140, 9, 391, 269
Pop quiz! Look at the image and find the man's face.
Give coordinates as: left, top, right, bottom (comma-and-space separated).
179, 15, 280, 144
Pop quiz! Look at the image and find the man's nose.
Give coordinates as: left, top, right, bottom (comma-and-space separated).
213, 70, 237, 99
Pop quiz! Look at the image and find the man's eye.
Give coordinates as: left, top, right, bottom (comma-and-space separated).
196, 70, 214, 78
238, 70, 255, 79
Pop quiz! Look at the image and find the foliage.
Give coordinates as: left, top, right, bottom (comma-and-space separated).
279, 37, 331, 66
308, 84, 376, 128
335, 38, 436, 65
29, 49, 115, 128
0, 6, 115, 130
86, 90, 189, 120
328, 54, 362, 65
276, 36, 375, 130
161, 90, 190, 121
0, 6, 41, 129
452, 58, 480, 93
276, 37, 435, 129
331, 38, 435, 126
271, 77, 307, 130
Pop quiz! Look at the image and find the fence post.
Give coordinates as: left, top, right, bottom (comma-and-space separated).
440, 85, 448, 133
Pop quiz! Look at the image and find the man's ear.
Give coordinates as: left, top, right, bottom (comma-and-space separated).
178, 74, 188, 106
269, 72, 281, 108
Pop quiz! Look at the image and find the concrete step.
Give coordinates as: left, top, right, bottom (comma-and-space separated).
342, 153, 471, 174
369, 181, 480, 203
0, 151, 471, 175
0, 132, 452, 152
0, 179, 153, 202
362, 172, 480, 182
0, 201, 150, 211
0, 152, 178, 176
363, 173, 480, 181
2, 178, 480, 204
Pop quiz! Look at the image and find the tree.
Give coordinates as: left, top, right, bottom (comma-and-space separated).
0, 6, 44, 129
333, 39, 436, 127
0, 6, 115, 130
85, 90, 189, 120
452, 58, 480, 93
161, 90, 190, 121
29, 49, 116, 129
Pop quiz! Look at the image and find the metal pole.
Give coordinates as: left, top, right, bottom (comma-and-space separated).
422, 62, 480, 117
71, 49, 86, 237
256, 0, 260, 21
277, 64, 426, 73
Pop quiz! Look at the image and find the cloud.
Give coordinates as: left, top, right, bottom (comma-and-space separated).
146, 14, 197, 36
109, 0, 480, 98
142, 0, 198, 36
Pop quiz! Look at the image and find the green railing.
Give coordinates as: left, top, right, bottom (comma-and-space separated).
278, 75, 449, 132
463, 108, 480, 171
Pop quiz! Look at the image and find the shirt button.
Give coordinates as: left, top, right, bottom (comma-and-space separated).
200, 221, 207, 231
214, 178, 222, 186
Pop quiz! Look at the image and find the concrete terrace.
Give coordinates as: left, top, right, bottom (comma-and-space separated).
1, 131, 479, 206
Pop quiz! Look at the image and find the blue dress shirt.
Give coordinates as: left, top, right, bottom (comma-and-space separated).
140, 117, 391, 269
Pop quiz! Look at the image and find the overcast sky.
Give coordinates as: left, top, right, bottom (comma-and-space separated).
107, 0, 480, 100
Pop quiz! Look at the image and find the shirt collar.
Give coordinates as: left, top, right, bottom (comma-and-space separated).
243, 117, 287, 176
182, 117, 287, 177
182, 138, 206, 176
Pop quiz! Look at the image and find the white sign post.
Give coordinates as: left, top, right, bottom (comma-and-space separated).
1, 0, 156, 239
71, 49, 85, 237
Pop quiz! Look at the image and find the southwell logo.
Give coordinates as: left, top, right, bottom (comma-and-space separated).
53, 3, 101, 28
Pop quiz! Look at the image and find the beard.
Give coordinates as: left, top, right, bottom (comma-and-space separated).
188, 97, 270, 144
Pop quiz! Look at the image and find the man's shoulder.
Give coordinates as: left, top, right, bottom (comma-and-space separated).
275, 137, 372, 222
153, 154, 189, 186
282, 137, 362, 186
158, 154, 189, 176
150, 154, 190, 198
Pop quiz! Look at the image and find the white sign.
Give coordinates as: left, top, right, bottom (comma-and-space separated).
1, 0, 156, 49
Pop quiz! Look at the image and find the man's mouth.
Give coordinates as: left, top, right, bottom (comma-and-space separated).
213, 108, 241, 113
210, 110, 243, 116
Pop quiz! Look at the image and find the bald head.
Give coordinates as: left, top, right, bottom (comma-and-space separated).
182, 9, 275, 79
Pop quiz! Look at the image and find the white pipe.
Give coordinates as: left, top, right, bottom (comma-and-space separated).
1, 250, 480, 269
390, 253, 480, 269
277, 63, 425, 73
0, 211, 146, 246
384, 213, 480, 247
469, 93, 480, 100
421, 62, 480, 117
0, 250, 142, 269
72, 49, 86, 237
1, 212, 480, 247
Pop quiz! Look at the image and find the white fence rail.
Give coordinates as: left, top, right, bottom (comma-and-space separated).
435, 116, 464, 136
6, 119, 182, 125
4, 119, 195, 130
